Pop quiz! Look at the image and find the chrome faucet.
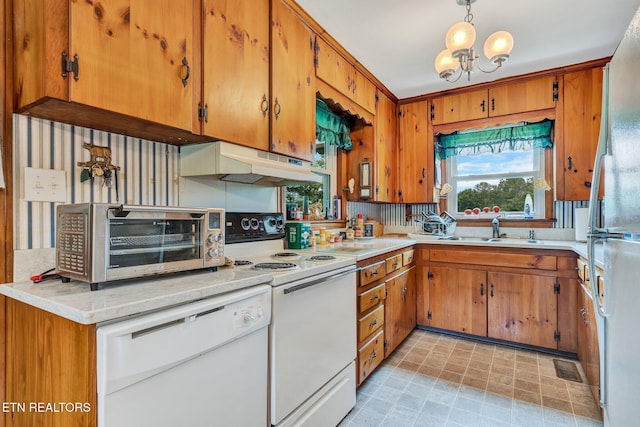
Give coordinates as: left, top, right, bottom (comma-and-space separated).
492, 217, 500, 238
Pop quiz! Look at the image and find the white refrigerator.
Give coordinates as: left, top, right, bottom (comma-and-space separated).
587, 5, 640, 426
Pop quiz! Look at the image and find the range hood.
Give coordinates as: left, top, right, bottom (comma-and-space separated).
180, 141, 322, 186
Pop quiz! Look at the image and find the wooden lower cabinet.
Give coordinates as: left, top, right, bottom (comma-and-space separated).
577, 257, 602, 406
384, 267, 417, 356
417, 245, 578, 352
358, 330, 384, 384
356, 247, 416, 386
487, 272, 558, 348
5, 299, 97, 427
428, 266, 487, 336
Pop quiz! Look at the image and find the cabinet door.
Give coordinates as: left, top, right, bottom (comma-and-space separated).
428, 267, 487, 336
271, 0, 316, 161
561, 68, 603, 200
398, 101, 434, 203
374, 91, 397, 202
578, 286, 601, 403
202, 0, 269, 150
352, 69, 377, 114
487, 272, 557, 348
315, 37, 352, 98
384, 267, 416, 356
488, 76, 557, 116
430, 89, 488, 125
70, 0, 195, 132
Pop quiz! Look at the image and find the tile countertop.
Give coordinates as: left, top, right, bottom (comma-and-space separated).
305, 237, 416, 261
0, 269, 273, 325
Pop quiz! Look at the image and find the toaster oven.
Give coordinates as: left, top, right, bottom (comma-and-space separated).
56, 204, 225, 290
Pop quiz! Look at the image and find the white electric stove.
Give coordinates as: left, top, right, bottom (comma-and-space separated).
225, 213, 357, 427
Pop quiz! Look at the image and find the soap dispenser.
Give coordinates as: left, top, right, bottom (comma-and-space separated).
523, 194, 534, 218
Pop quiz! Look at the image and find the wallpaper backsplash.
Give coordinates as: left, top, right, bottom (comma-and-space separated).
13, 114, 180, 250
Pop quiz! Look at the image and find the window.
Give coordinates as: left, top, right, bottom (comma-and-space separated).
439, 120, 553, 218
284, 141, 337, 220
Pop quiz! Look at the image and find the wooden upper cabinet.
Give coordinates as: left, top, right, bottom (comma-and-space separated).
14, 0, 202, 142
314, 37, 376, 115
398, 101, 434, 203
374, 91, 397, 202
430, 76, 557, 126
271, 0, 316, 161
352, 70, 377, 114
489, 76, 557, 116
559, 68, 603, 201
430, 89, 488, 125
315, 37, 352, 98
201, 0, 270, 151
71, 0, 195, 131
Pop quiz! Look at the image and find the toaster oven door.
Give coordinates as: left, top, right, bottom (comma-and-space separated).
106, 212, 204, 280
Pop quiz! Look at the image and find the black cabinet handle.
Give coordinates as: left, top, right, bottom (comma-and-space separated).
260, 94, 269, 117
480, 100, 486, 112
274, 98, 281, 120
490, 283, 494, 297
567, 156, 573, 171
480, 283, 484, 296
181, 57, 190, 87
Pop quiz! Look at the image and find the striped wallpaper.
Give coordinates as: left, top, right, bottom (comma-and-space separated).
13, 114, 180, 250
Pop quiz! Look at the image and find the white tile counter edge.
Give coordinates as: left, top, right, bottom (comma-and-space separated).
0, 269, 273, 325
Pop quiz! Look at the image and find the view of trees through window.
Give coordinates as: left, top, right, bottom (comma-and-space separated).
457, 177, 534, 212
285, 143, 330, 220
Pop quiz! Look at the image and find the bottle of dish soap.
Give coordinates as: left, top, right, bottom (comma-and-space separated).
523, 194, 534, 218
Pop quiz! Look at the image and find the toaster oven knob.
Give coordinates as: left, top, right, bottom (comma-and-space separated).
207, 234, 217, 244
208, 248, 218, 257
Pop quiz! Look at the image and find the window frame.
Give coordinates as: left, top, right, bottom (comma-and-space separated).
446, 147, 546, 218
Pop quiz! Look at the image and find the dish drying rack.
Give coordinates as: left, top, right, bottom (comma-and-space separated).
412, 211, 457, 236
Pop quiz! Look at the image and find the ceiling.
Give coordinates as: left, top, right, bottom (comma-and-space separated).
296, 0, 640, 99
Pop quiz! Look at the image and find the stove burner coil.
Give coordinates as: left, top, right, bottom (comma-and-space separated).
308, 255, 337, 261
272, 252, 300, 258
253, 262, 299, 271
233, 260, 253, 266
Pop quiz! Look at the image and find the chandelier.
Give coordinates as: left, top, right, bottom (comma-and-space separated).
435, 0, 514, 83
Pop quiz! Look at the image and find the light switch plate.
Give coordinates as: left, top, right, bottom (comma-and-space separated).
24, 167, 67, 202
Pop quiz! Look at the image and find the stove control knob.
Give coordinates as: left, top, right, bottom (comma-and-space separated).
268, 218, 276, 227
250, 218, 259, 230
241, 218, 250, 230
276, 218, 284, 228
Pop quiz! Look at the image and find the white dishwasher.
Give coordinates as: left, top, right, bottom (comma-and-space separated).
96, 284, 271, 427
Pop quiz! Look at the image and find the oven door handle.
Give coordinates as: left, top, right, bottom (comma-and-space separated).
283, 269, 355, 295
114, 205, 209, 216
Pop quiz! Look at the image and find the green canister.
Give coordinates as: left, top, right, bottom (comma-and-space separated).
285, 221, 311, 249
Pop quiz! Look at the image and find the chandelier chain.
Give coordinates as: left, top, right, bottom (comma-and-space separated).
464, 0, 473, 23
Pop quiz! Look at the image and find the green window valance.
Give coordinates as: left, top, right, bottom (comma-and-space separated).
437, 119, 553, 159
316, 99, 353, 151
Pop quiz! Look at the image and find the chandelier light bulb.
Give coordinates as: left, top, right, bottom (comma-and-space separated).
484, 30, 514, 64
435, 49, 459, 79
445, 21, 476, 58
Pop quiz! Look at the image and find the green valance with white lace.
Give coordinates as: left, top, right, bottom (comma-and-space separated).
436, 119, 553, 159
316, 98, 353, 151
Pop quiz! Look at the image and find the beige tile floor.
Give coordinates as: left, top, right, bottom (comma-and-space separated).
340, 329, 603, 427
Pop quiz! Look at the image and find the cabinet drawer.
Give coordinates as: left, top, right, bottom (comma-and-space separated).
358, 305, 384, 343
386, 254, 403, 273
577, 258, 590, 282
360, 261, 386, 286
430, 249, 557, 270
358, 330, 384, 384
359, 283, 385, 313
402, 249, 415, 266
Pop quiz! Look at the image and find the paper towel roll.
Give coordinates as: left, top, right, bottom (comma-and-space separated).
575, 208, 589, 242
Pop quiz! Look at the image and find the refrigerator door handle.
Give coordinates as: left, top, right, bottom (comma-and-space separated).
586, 63, 612, 319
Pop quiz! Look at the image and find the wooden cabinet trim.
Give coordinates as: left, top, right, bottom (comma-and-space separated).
429, 248, 557, 271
